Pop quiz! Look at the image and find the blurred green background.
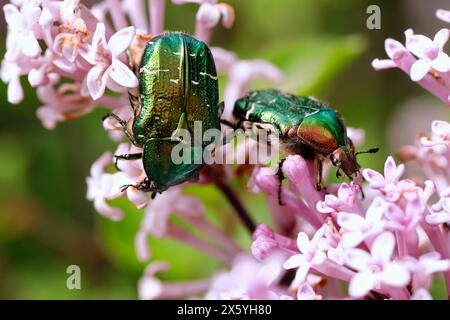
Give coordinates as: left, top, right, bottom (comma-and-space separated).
0, 0, 449, 299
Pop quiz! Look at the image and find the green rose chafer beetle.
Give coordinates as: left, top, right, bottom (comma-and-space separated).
104, 32, 220, 196
229, 89, 378, 203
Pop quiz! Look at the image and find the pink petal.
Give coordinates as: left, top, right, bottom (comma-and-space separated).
107, 26, 136, 57
426, 212, 450, 225
135, 230, 151, 261
53, 57, 77, 73
432, 120, 450, 136
345, 248, 371, 271
23, 5, 41, 25
210, 47, 237, 72
371, 58, 396, 70
94, 197, 124, 221
138, 276, 162, 300
384, 156, 404, 182
79, 44, 98, 65
431, 51, 450, 72
411, 288, 432, 300
293, 263, 311, 284
36, 105, 64, 129
312, 250, 327, 265
22, 32, 41, 57
28, 66, 45, 87
362, 169, 385, 188
127, 187, 149, 209
337, 212, 366, 231
436, 9, 450, 23
349, 270, 377, 298
62, 42, 77, 62
385, 203, 404, 223
89, 151, 113, 178
297, 283, 316, 300
337, 183, 352, 200
258, 262, 282, 285
92, 22, 107, 49
384, 38, 407, 60
371, 232, 395, 263
341, 232, 365, 248
283, 254, 306, 270
406, 34, 435, 59
7, 76, 23, 104
366, 197, 385, 224
196, 3, 221, 28
379, 263, 410, 287
433, 28, 450, 49
346, 127, 365, 146
296, 233, 310, 254
217, 3, 235, 28
410, 59, 431, 82
109, 58, 139, 88
3, 4, 24, 29
86, 64, 107, 100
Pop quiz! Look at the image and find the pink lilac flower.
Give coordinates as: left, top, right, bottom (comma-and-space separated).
316, 181, 362, 215
372, 34, 450, 105
135, 184, 241, 262
345, 232, 410, 298
172, 0, 234, 44
421, 120, 450, 147
362, 156, 405, 191
139, 261, 211, 299
3, 3, 41, 59
426, 187, 450, 225
296, 282, 322, 300
85, 151, 125, 221
398, 120, 450, 192
402, 252, 450, 292
1, 60, 24, 104
405, 28, 450, 81
80, 23, 138, 100
86, 143, 148, 221
283, 226, 330, 284
205, 253, 288, 300
337, 197, 387, 248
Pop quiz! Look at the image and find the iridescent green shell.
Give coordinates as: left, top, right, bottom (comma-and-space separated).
233, 89, 348, 156
132, 32, 219, 192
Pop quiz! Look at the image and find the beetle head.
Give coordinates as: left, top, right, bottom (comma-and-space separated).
330, 145, 359, 179
330, 142, 379, 179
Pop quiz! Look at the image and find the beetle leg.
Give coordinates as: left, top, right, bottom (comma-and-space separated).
220, 119, 237, 129
103, 112, 138, 145
277, 158, 286, 206
120, 178, 152, 193
316, 159, 324, 191
114, 153, 143, 171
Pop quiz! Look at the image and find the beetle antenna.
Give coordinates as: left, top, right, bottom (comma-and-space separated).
355, 147, 379, 156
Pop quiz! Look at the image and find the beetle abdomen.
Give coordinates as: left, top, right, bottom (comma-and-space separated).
133, 32, 219, 145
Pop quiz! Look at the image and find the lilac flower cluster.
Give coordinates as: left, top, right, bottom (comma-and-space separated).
3, 1, 450, 300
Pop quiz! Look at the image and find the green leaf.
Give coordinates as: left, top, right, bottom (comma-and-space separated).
257, 34, 367, 96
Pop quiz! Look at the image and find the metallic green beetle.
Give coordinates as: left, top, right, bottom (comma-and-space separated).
104, 32, 220, 195
230, 89, 378, 202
